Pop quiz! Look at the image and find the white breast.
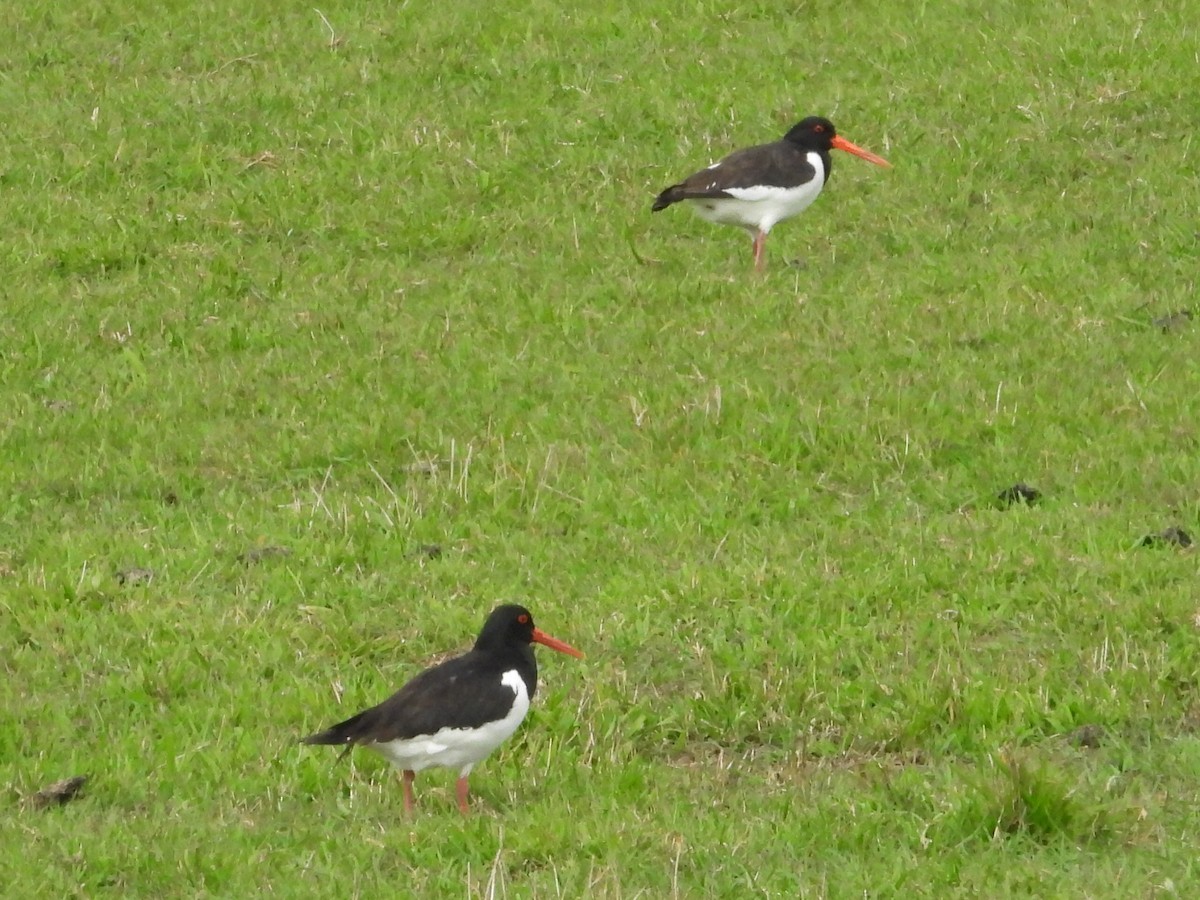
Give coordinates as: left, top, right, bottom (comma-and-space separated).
370, 669, 531, 777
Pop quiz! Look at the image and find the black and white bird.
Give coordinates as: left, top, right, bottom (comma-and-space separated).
652, 116, 891, 271
301, 604, 583, 815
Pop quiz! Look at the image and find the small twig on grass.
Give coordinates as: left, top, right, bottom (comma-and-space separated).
204, 54, 259, 78
625, 228, 660, 266
670, 835, 683, 899
711, 533, 728, 562
186, 559, 212, 590
309, 465, 335, 522
313, 8, 343, 48
241, 151, 278, 170
484, 827, 506, 899
366, 462, 400, 505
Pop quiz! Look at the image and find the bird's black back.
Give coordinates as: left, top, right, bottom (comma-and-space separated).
652, 138, 825, 210
302, 636, 538, 747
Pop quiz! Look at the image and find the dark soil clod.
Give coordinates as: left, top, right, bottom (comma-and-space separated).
238, 545, 292, 564
413, 543, 443, 559
115, 567, 154, 586
30, 775, 88, 809
1139, 526, 1193, 549
1068, 724, 1105, 749
1152, 309, 1194, 333
997, 483, 1042, 507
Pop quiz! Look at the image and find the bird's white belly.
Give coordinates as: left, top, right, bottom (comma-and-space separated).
370, 669, 531, 776
689, 169, 825, 234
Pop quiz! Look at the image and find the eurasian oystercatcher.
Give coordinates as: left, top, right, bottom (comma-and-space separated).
651, 116, 891, 271
301, 604, 583, 815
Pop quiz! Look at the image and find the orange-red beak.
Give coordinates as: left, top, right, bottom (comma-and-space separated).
831, 135, 891, 168
533, 627, 584, 658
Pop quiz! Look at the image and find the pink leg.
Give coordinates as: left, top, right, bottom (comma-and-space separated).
752, 231, 767, 272
455, 776, 470, 815
401, 770, 416, 815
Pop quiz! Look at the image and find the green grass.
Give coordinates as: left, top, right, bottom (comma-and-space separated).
3, 0, 1200, 895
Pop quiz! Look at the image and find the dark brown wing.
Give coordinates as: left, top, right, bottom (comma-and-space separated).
652, 140, 817, 210
301, 651, 534, 746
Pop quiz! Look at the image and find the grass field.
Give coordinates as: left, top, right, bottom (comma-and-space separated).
3, 0, 1199, 895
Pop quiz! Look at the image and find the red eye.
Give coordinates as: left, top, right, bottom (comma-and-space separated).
814, 124, 825, 133
518, 614, 529, 624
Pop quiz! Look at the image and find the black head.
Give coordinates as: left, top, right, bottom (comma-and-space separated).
473, 605, 584, 658
475, 604, 537, 650
783, 117, 838, 151
782, 117, 891, 169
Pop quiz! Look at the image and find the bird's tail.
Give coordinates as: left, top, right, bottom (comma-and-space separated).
301, 710, 371, 747
651, 185, 686, 212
